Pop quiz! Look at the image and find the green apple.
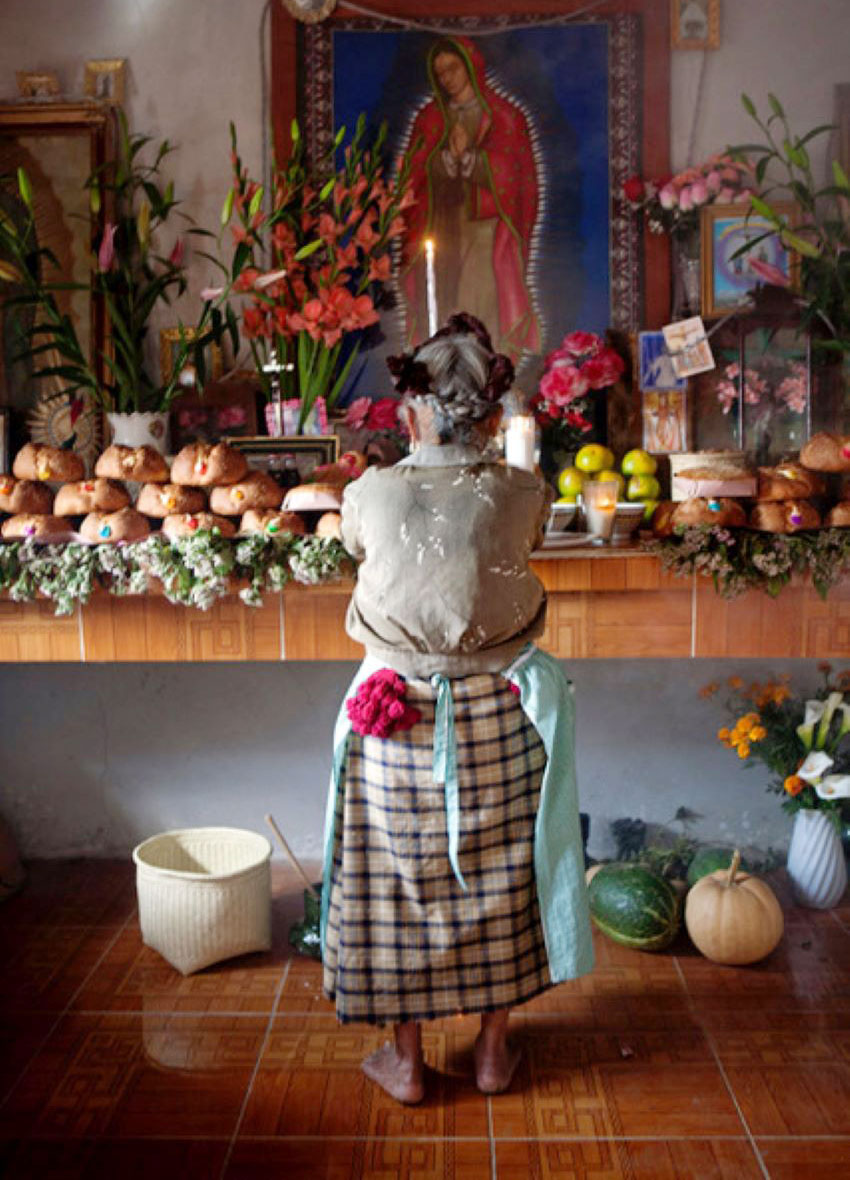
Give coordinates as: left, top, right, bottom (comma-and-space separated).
621, 448, 658, 476
575, 443, 615, 474
556, 465, 585, 500
626, 473, 661, 501
642, 498, 660, 522
595, 469, 625, 499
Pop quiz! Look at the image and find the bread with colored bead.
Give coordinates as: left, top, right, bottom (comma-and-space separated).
94, 444, 170, 483
13, 443, 84, 483
54, 478, 131, 517
0, 476, 54, 515
170, 442, 248, 487
1, 513, 70, 540
756, 461, 825, 501
315, 511, 343, 540
749, 500, 821, 533
825, 502, 850, 527
136, 482, 207, 518
240, 508, 307, 536
672, 497, 747, 529
209, 470, 284, 515
282, 482, 343, 512
80, 508, 151, 544
161, 512, 237, 538
799, 431, 850, 473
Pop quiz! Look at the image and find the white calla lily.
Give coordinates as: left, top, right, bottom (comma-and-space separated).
814, 774, 850, 799
797, 750, 835, 783
815, 691, 845, 749
835, 700, 850, 741
797, 699, 828, 749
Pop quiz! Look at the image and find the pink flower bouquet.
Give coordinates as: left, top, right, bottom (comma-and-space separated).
622, 154, 752, 237
530, 330, 625, 452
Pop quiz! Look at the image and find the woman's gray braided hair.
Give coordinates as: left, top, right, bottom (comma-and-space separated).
386, 313, 514, 444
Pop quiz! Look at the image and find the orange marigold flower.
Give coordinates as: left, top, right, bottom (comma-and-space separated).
700, 682, 720, 699
750, 726, 767, 741
784, 775, 804, 796
772, 685, 791, 703
737, 743, 750, 758
717, 727, 731, 741
728, 676, 743, 689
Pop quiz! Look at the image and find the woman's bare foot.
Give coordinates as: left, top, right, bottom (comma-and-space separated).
475, 1009, 521, 1094
362, 1022, 424, 1104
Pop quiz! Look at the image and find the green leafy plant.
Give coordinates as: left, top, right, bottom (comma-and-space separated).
0, 111, 218, 413
731, 92, 850, 355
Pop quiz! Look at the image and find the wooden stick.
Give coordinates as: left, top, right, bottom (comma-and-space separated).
264, 813, 319, 898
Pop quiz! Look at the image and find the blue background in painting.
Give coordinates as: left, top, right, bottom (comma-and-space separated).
330, 24, 610, 395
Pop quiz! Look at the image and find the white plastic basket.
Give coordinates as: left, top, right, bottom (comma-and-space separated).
133, 827, 272, 975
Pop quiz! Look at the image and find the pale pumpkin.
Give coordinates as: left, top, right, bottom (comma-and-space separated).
684, 849, 784, 965
585, 863, 605, 886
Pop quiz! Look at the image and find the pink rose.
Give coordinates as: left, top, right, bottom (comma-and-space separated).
539, 363, 589, 406
690, 180, 708, 205
705, 170, 722, 194
658, 184, 677, 210
678, 186, 694, 212
366, 398, 400, 432
582, 352, 625, 389
560, 330, 601, 358
345, 396, 372, 430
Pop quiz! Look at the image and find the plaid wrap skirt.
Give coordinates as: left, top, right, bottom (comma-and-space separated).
322, 672, 552, 1025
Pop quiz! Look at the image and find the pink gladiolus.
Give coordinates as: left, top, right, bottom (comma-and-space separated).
200, 285, 225, 301
169, 237, 185, 267
97, 222, 117, 272
345, 396, 372, 430
658, 184, 677, 210
747, 256, 791, 287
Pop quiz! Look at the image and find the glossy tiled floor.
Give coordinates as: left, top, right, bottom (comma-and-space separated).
0, 860, 848, 1179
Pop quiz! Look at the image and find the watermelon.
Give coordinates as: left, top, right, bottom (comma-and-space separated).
687, 846, 751, 888
587, 862, 680, 951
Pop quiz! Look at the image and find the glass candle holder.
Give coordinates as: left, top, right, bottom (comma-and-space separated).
582, 479, 618, 542
504, 414, 537, 471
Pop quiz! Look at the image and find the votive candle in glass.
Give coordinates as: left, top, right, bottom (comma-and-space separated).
504, 414, 536, 471
583, 479, 617, 542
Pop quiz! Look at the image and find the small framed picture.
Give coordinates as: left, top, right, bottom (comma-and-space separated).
662, 315, 715, 378
83, 59, 127, 105
638, 331, 688, 392
671, 0, 720, 51
15, 70, 61, 99
642, 390, 689, 453
231, 434, 339, 483
0, 408, 10, 474
701, 203, 798, 317
160, 327, 222, 392
170, 375, 259, 452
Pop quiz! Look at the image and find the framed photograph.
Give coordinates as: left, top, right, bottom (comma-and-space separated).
230, 434, 339, 482
0, 408, 9, 473
160, 326, 223, 392
662, 315, 715, 378
701, 203, 798, 318
15, 71, 61, 100
83, 59, 126, 105
638, 330, 687, 391
671, 0, 720, 51
273, 0, 671, 391
642, 389, 689, 452
170, 374, 259, 452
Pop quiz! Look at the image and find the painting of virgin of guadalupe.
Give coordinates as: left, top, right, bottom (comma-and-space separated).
298, 13, 645, 391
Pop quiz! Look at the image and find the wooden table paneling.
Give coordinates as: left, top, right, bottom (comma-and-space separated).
282, 583, 363, 661
0, 600, 81, 661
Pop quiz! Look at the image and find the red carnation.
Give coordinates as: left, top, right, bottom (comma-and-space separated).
623, 175, 646, 203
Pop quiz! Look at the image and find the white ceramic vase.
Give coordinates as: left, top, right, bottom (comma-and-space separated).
107, 411, 169, 455
786, 808, 847, 909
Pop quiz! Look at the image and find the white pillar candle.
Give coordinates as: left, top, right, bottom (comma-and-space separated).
424, 238, 438, 336
583, 480, 617, 541
504, 414, 536, 472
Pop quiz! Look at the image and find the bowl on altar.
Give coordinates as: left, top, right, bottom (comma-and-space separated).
609, 502, 646, 545
545, 502, 578, 534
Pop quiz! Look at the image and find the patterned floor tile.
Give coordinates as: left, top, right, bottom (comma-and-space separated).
0, 925, 119, 1013
0, 1012, 57, 1104
489, 1029, 743, 1139
725, 1060, 850, 1135
495, 1138, 764, 1179
0, 860, 137, 928
757, 1138, 850, 1178
0, 1011, 266, 1139
240, 1014, 489, 1139
674, 948, 850, 1010
70, 926, 286, 1014
226, 1137, 493, 1179
275, 954, 336, 1014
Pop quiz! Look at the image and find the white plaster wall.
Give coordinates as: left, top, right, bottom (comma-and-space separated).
0, 659, 841, 861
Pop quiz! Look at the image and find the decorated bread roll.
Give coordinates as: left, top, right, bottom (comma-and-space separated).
209, 470, 284, 515
13, 443, 84, 483
315, 511, 343, 540
749, 500, 821, 533
95, 444, 170, 483
55, 478, 131, 517
0, 476, 54, 515
672, 465, 756, 500
282, 482, 343, 512
672, 497, 747, 529
650, 501, 679, 538
240, 508, 307, 536
136, 482, 207, 518
756, 461, 825, 501
825, 502, 850, 527
799, 432, 850, 472
1, 514, 69, 540
170, 442, 248, 487
80, 507, 151, 544
161, 512, 237, 538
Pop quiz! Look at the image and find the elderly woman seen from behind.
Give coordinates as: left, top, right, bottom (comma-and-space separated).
320, 313, 593, 1104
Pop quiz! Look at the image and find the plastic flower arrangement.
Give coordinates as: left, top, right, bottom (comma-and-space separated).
217, 117, 414, 430
703, 666, 850, 824
0, 111, 212, 412
713, 353, 809, 462
622, 154, 752, 237
529, 330, 625, 452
